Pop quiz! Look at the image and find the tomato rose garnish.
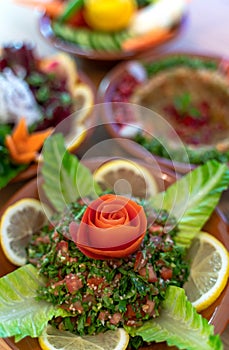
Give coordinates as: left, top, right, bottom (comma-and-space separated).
73, 194, 147, 260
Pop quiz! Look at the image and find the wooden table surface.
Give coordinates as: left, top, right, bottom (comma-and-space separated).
0, 0, 228, 349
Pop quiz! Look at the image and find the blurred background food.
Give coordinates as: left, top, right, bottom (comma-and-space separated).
0, 43, 94, 130
0, 42, 95, 188
99, 54, 229, 171
16, 0, 188, 60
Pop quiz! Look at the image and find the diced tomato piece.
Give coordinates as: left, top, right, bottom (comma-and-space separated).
134, 251, 147, 271
142, 299, 155, 316
35, 235, 50, 245
50, 278, 65, 295
160, 267, 173, 280
98, 310, 109, 321
87, 277, 105, 287
114, 273, 122, 282
110, 312, 122, 325
125, 304, 136, 319
148, 225, 164, 234
138, 265, 158, 283
72, 300, 84, 313
82, 294, 95, 303
65, 273, 83, 294
155, 259, 166, 267
56, 240, 68, 255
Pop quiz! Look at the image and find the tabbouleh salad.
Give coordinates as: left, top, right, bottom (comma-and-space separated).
27, 198, 189, 349
0, 135, 228, 350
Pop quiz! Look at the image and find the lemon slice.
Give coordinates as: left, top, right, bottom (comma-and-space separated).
183, 231, 229, 312
39, 324, 129, 350
93, 159, 158, 198
72, 83, 94, 122
65, 83, 94, 152
39, 53, 94, 153
0, 198, 52, 266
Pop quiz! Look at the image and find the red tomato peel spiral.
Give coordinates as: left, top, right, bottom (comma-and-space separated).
73, 194, 147, 260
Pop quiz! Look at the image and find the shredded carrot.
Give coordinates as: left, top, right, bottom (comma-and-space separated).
5, 118, 53, 164
122, 28, 172, 52
15, 0, 64, 18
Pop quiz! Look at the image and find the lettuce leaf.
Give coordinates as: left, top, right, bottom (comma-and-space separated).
151, 160, 229, 246
127, 285, 223, 350
0, 264, 68, 341
41, 134, 101, 212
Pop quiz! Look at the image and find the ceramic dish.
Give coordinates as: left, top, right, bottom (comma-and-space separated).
98, 53, 229, 173
0, 43, 96, 187
39, 11, 186, 61
0, 158, 228, 350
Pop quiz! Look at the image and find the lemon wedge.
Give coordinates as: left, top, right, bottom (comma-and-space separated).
183, 231, 229, 312
65, 83, 94, 152
93, 159, 158, 198
0, 198, 52, 266
39, 324, 129, 350
39, 53, 94, 153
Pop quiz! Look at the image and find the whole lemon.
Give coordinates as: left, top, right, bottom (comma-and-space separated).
84, 0, 137, 32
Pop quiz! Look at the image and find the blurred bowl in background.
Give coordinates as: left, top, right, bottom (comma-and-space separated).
98, 52, 229, 173
39, 11, 187, 62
